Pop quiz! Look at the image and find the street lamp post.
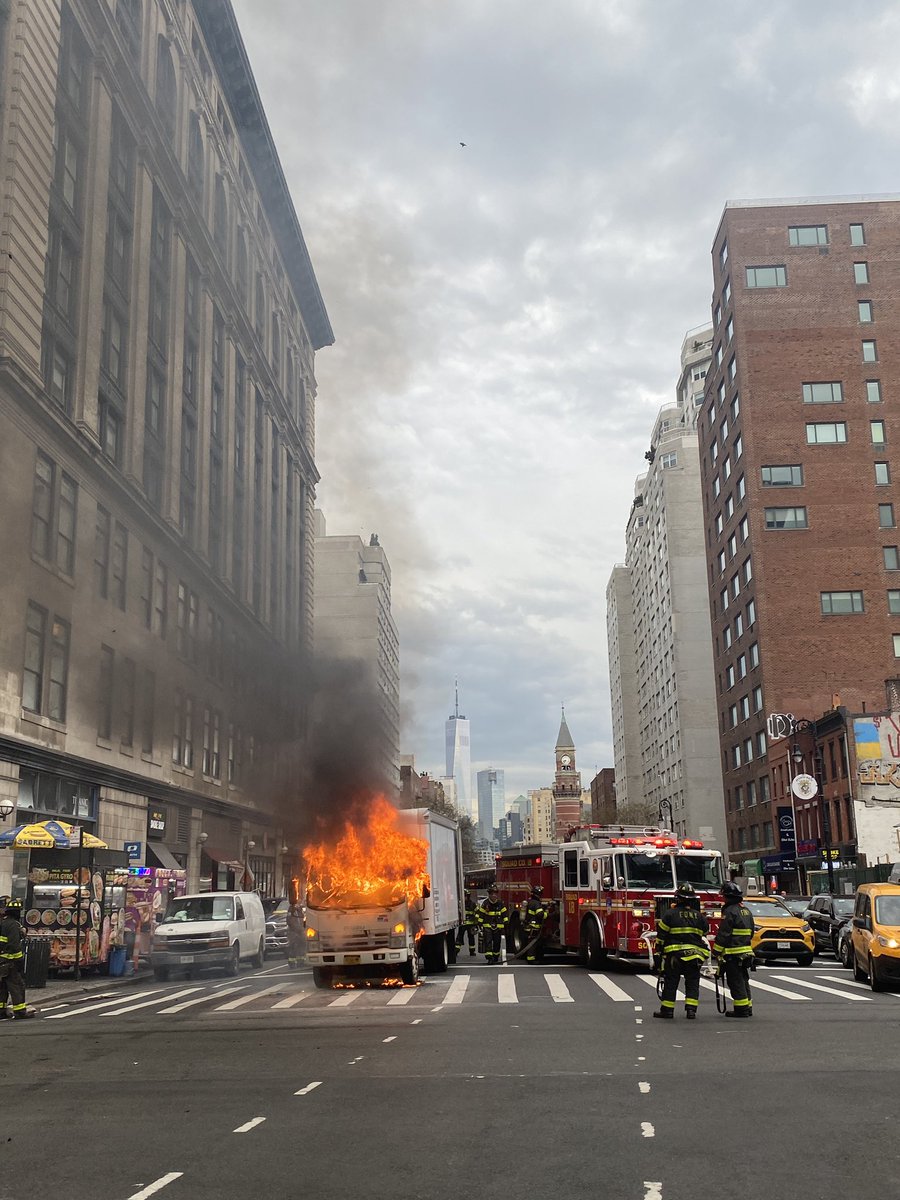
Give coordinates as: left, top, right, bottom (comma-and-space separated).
792, 718, 835, 894
658, 799, 673, 832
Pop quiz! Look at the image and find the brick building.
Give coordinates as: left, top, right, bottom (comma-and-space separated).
700, 196, 900, 876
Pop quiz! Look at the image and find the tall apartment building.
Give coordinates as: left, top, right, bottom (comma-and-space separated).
445, 683, 473, 820
313, 518, 401, 789
590, 767, 616, 824
0, 0, 332, 898
524, 787, 554, 843
476, 767, 504, 841
606, 329, 727, 849
700, 197, 900, 876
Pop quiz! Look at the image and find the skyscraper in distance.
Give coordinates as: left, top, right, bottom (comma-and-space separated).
476, 768, 505, 841
445, 681, 473, 819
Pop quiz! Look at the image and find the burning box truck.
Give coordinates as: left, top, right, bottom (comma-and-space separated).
304, 799, 464, 988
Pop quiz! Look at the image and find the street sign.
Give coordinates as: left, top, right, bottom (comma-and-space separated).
69, 826, 82, 847
124, 841, 142, 861
767, 713, 796, 742
791, 773, 819, 799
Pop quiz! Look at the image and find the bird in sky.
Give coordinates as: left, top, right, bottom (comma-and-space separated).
459, 141, 467, 147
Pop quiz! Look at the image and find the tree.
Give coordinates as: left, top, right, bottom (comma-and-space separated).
615, 800, 661, 827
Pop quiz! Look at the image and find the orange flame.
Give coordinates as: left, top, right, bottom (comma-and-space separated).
304, 795, 430, 910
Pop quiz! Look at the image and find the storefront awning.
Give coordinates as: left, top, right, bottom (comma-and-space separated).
148, 843, 182, 871
203, 845, 244, 874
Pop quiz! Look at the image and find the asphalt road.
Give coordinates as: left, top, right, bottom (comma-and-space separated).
3, 955, 899, 1200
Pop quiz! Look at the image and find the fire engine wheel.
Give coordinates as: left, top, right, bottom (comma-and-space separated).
400, 952, 420, 986
579, 920, 606, 970
312, 967, 334, 989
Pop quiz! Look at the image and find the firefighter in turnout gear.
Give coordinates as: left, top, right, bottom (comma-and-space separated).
286, 902, 305, 969
522, 885, 549, 963
0, 897, 34, 1020
456, 891, 478, 957
653, 883, 710, 1020
713, 881, 756, 1018
477, 885, 507, 964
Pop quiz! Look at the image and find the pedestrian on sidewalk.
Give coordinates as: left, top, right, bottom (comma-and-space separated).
0, 897, 35, 1020
456, 891, 478, 957
477, 885, 507, 964
653, 883, 709, 1020
286, 902, 306, 969
713, 881, 755, 1018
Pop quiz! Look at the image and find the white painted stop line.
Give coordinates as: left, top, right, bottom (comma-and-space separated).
497, 974, 518, 1004
590, 973, 633, 1001
544, 973, 574, 1003
442, 974, 470, 1005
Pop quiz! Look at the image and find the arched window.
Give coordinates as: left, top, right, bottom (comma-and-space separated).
187, 113, 204, 202
155, 37, 177, 140
286, 353, 294, 411
213, 175, 228, 259
271, 314, 281, 380
116, 0, 142, 60
255, 275, 265, 345
236, 232, 249, 307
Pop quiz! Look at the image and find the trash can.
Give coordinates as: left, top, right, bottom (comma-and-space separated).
23, 938, 50, 989
108, 946, 127, 977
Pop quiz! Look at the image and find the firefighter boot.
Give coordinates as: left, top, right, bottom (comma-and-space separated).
652, 1010, 674, 1019
685, 1010, 697, 1020
724, 1010, 751, 1019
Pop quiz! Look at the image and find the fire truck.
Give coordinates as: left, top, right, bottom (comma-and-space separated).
495, 825, 725, 968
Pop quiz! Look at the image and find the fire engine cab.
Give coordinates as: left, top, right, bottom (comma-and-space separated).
496, 825, 725, 968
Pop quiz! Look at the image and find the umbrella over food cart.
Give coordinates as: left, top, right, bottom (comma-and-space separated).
0, 819, 107, 849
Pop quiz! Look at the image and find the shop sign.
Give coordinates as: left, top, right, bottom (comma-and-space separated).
797, 839, 819, 857
761, 853, 795, 873
147, 807, 167, 839
124, 841, 142, 861
777, 807, 796, 852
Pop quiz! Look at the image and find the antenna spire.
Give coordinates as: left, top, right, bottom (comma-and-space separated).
455, 678, 459, 719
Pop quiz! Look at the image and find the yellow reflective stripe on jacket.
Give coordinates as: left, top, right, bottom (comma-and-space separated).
0, 951, 24, 961
660, 925, 707, 936
714, 944, 753, 956
664, 943, 709, 957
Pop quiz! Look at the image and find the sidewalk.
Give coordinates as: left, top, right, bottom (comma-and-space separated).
30, 964, 151, 1007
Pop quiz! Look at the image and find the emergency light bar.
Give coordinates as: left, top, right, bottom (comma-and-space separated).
608, 836, 704, 849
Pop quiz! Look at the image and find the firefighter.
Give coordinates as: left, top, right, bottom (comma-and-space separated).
0, 897, 34, 1020
652, 882, 709, 1020
456, 890, 478, 957
522, 885, 549, 963
477, 885, 507, 964
713, 881, 756, 1018
286, 902, 305, 969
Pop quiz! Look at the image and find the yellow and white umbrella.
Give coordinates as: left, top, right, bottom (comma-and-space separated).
0, 819, 107, 850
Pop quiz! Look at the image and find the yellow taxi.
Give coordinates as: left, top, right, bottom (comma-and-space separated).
742, 896, 816, 966
850, 883, 900, 992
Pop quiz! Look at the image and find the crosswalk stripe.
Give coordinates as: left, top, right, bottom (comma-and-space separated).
498, 974, 518, 1004
742, 978, 809, 1000
590, 973, 635, 1002
442, 974, 470, 1005
101, 987, 202, 1016
270, 989, 310, 1010
45, 988, 161, 1019
159, 984, 246, 1014
772, 975, 871, 1000
544, 973, 574, 1003
329, 989, 362, 1007
386, 987, 417, 1006
214, 983, 286, 1011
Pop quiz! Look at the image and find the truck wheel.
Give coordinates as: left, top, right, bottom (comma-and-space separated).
580, 920, 606, 969
447, 932, 458, 965
505, 916, 522, 957
153, 966, 170, 982
400, 952, 420, 986
422, 934, 448, 974
312, 967, 333, 989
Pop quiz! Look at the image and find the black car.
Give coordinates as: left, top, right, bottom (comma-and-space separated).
781, 896, 812, 918
264, 896, 290, 955
805, 894, 856, 954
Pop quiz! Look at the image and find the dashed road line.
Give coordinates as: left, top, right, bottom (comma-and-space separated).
233, 1117, 266, 1134
411, 1018, 422, 1024
544, 973, 574, 1003
125, 1173, 184, 1199
382, 1036, 397, 1043
386, 988, 417, 1006
294, 1081, 322, 1096
644, 1183, 663, 1200
442, 974, 470, 1005
498, 974, 518, 1004
641, 1122, 655, 1138
639, 1082, 651, 1093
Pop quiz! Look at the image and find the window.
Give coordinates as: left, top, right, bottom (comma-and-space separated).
732, 744, 741, 768
863, 340, 878, 362
739, 516, 749, 542
723, 278, 731, 305
188, 114, 204, 201
821, 591, 864, 615
155, 37, 177, 140
736, 474, 746, 502
176, 582, 199, 660
728, 532, 737, 559
717, 549, 726, 574
753, 685, 763, 712
98, 396, 123, 465
880, 504, 895, 529
723, 626, 732, 650
97, 645, 114, 739
747, 598, 756, 626
740, 695, 750, 721
866, 380, 882, 404
172, 690, 193, 770
748, 781, 758, 808
660, 452, 677, 469
762, 465, 803, 487
889, 591, 900, 615
717, 380, 725, 405
23, 603, 46, 714
255, 275, 265, 345
765, 506, 808, 529
94, 506, 110, 598
713, 475, 721, 499
112, 523, 128, 611
749, 642, 759, 668
746, 265, 787, 288
729, 704, 738, 727
31, 454, 77, 575
734, 786, 743, 811
720, 416, 729, 442
715, 512, 724, 537
849, 223, 865, 246
859, 301, 874, 324
854, 262, 870, 284
743, 736, 753, 761
876, 461, 891, 485
737, 654, 748, 680
213, 175, 228, 257
803, 382, 842, 405
140, 668, 154, 755
893, 634, 900, 658
726, 664, 735, 689
806, 422, 847, 444
734, 612, 744, 638
116, 0, 142, 60
720, 587, 729, 612
742, 556, 752, 584
871, 421, 886, 445
788, 225, 828, 246
726, 316, 734, 342
23, 604, 69, 723
725, 495, 735, 521
720, 240, 728, 269
884, 547, 900, 571
728, 357, 737, 383
723, 457, 732, 481
120, 656, 135, 747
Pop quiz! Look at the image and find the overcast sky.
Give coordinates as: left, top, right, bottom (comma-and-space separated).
233, 0, 900, 801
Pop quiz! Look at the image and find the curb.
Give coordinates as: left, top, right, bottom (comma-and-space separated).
33, 970, 151, 1005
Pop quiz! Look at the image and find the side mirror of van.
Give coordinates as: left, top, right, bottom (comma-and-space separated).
852, 916, 866, 929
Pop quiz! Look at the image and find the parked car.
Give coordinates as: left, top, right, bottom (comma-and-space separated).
743, 896, 816, 966
265, 896, 290, 955
805, 894, 857, 954
836, 916, 854, 969
851, 883, 900, 992
150, 891, 267, 980
781, 895, 813, 918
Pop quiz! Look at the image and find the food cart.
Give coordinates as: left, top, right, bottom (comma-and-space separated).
24, 848, 130, 972
124, 867, 187, 967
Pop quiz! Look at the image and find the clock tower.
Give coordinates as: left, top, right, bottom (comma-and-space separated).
552, 706, 583, 840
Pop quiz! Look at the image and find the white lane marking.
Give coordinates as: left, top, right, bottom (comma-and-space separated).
691, 974, 809, 1002
329, 989, 363, 1007
431, 1005, 443, 1012
635, 1034, 644, 1041
589, 973, 633, 1001
641, 1122, 655, 1138
411, 1018, 422, 1025
34, 1001, 71, 1012
387, 988, 417, 1006
638, 1056, 646, 1061
270, 990, 310, 1010
442, 974, 470, 1005
823, 976, 900, 998
635, 1018, 643, 1025
644, 1183, 663, 1200
101, 987, 202, 1016
639, 1082, 651, 1093
159, 984, 247, 1014
46, 989, 161, 1020
634, 1005, 643, 1012
382, 1036, 397, 1043
126, 1173, 183, 1199
294, 1081, 322, 1096
498, 974, 518, 1004
772, 975, 872, 1001
544, 973, 574, 1003
233, 1117, 266, 1133
213, 983, 286, 1011
255, 962, 296, 976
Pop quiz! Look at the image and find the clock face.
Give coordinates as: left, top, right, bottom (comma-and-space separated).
561, 754, 571, 766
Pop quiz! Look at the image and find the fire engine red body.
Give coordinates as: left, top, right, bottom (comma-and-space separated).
495, 825, 725, 967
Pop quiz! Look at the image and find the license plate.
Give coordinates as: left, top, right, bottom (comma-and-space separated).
344, 955, 361, 965
777, 942, 791, 950
179, 955, 194, 964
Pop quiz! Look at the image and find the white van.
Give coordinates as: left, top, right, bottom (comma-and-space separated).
150, 891, 267, 980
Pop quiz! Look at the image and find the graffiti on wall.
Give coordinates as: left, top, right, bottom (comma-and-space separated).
853, 715, 900, 802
